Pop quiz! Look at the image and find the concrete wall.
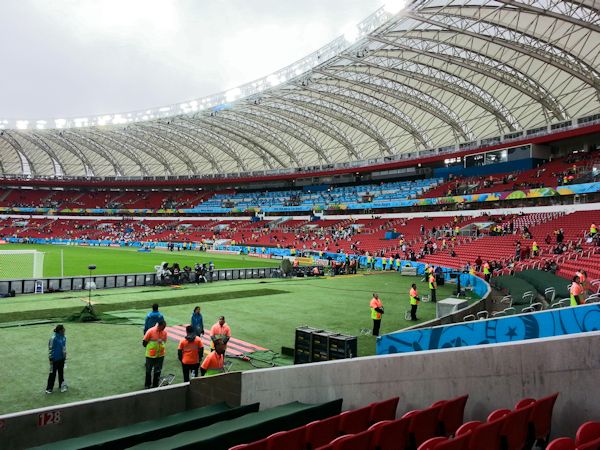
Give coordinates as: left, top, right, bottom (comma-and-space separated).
1, 384, 190, 449
240, 331, 600, 439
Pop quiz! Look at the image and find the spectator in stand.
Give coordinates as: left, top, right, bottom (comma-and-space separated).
144, 303, 164, 334
591, 223, 598, 237
475, 256, 483, 272
545, 234, 552, 245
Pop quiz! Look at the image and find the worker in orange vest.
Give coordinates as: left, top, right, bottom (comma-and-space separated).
370, 293, 384, 336
570, 276, 585, 306
409, 284, 420, 321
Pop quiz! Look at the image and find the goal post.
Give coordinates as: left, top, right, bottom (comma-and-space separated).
0, 250, 45, 279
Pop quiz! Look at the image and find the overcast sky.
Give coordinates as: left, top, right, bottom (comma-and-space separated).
0, 0, 384, 120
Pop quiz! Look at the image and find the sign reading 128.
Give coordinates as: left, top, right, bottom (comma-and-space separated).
38, 411, 61, 427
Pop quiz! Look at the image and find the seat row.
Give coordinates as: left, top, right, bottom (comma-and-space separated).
230, 394, 469, 450
418, 392, 559, 450
547, 421, 600, 449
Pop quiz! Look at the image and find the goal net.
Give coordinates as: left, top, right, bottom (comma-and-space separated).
0, 250, 45, 279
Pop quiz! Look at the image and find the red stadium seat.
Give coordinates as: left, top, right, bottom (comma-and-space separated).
529, 392, 559, 447
266, 426, 307, 450
577, 437, 600, 450
305, 415, 341, 450
339, 405, 372, 435
486, 409, 510, 422
418, 437, 448, 450
461, 417, 505, 450
368, 417, 411, 450
546, 437, 576, 450
499, 404, 534, 450
369, 397, 400, 424
404, 403, 445, 448
324, 429, 373, 450
434, 433, 471, 450
437, 395, 469, 436
515, 397, 536, 409
229, 438, 268, 450
577, 421, 600, 447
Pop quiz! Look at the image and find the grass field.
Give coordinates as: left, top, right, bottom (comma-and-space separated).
0, 268, 479, 415
0, 244, 279, 278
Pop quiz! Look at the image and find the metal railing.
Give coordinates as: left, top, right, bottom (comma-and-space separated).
0, 267, 279, 295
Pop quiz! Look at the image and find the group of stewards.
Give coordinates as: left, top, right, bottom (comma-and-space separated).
369, 274, 433, 336
142, 303, 232, 388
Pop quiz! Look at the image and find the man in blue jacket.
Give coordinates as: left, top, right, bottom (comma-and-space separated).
46, 324, 67, 394
144, 303, 164, 334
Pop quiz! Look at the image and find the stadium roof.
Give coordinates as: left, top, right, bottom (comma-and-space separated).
1, 0, 599, 178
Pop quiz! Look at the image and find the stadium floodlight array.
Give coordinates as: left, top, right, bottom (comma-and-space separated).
0, 250, 44, 280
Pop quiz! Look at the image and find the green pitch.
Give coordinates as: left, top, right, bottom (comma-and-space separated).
0, 243, 279, 279
0, 272, 478, 415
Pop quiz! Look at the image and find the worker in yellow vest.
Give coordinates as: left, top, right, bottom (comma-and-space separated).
483, 262, 491, 282
367, 255, 373, 272
428, 271, 437, 303
409, 283, 420, 321
532, 241, 539, 257
142, 319, 167, 389
388, 256, 393, 271
369, 293, 384, 336
570, 276, 584, 306
591, 224, 597, 237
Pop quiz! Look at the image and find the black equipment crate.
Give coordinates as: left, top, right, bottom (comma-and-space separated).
294, 326, 322, 364
328, 334, 358, 360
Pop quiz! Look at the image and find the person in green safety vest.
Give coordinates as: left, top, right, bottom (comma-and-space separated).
570, 275, 584, 306
142, 319, 167, 389
409, 284, 420, 321
483, 262, 491, 282
532, 241, 539, 257
369, 293, 384, 336
428, 271, 437, 303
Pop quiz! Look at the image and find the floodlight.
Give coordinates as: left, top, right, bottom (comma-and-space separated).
16, 120, 29, 130
55, 119, 67, 128
384, 0, 407, 14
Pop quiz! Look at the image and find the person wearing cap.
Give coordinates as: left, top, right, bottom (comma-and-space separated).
178, 325, 204, 382
369, 293, 384, 336
200, 337, 227, 376
46, 324, 67, 394
142, 319, 168, 388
